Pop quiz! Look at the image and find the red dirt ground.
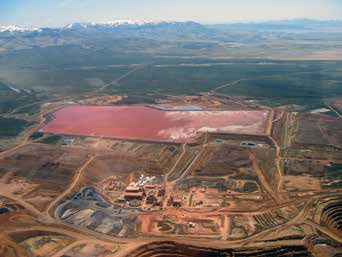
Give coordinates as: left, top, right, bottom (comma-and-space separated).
40, 106, 270, 143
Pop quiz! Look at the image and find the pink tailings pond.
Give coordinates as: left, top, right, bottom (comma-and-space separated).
41, 106, 270, 143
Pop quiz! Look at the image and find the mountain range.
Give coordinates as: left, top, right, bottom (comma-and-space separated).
208, 19, 342, 30
0, 25, 41, 33
0, 19, 341, 54
0, 20, 204, 35
2, 19, 342, 36
64, 20, 202, 30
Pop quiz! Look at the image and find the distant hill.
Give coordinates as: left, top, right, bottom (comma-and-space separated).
0, 20, 218, 46
0, 25, 41, 33
64, 20, 204, 31
1, 19, 341, 37
0, 20, 207, 38
207, 19, 342, 30
1, 19, 342, 55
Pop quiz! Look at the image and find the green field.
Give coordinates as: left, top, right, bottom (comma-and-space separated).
39, 135, 62, 145
1, 44, 342, 108
112, 60, 342, 107
0, 117, 35, 138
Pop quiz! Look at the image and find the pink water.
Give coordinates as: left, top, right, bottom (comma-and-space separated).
41, 105, 269, 143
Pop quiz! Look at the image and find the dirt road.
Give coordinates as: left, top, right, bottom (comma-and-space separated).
99, 64, 147, 91
250, 153, 280, 203
46, 155, 96, 217
165, 143, 187, 181
51, 239, 119, 257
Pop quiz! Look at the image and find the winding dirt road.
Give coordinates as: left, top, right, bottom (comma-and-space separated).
45, 155, 96, 217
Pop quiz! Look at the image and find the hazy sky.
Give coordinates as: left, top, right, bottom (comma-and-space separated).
1, 0, 341, 27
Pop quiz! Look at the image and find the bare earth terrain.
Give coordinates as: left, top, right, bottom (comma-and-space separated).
0, 96, 341, 257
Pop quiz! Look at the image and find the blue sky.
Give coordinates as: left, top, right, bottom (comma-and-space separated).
1, 0, 341, 27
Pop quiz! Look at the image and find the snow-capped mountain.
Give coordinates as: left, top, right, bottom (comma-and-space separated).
64, 20, 202, 30
0, 20, 204, 36
0, 20, 207, 41
65, 20, 162, 29
0, 25, 41, 33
